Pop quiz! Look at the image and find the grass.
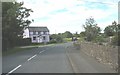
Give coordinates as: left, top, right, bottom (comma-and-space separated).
3, 39, 76, 56
3, 47, 35, 56
63, 37, 86, 43
3, 43, 56, 56
63, 38, 72, 42
78, 37, 85, 42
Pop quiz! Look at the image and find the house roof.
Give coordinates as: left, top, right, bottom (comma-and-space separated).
28, 27, 49, 32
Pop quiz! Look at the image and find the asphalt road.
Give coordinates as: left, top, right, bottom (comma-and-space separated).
2, 42, 116, 74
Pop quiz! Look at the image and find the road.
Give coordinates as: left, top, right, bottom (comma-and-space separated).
2, 42, 116, 74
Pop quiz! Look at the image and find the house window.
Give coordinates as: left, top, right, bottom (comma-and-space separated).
33, 37, 36, 40
30, 32, 33, 35
43, 36, 46, 40
36, 32, 38, 34
41, 32, 43, 34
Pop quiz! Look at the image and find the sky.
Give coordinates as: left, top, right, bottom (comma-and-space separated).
17, 0, 119, 34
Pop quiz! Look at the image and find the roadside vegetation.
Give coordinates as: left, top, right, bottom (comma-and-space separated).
74, 17, 119, 72
49, 17, 119, 47
3, 47, 35, 56
79, 17, 119, 46
3, 2, 119, 63
2, 2, 33, 52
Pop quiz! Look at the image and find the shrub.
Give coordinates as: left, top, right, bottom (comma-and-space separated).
48, 39, 57, 44
111, 35, 120, 46
93, 35, 105, 44
50, 34, 63, 43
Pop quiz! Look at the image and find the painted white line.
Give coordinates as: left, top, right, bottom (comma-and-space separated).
7, 65, 22, 74
39, 50, 45, 54
27, 54, 37, 61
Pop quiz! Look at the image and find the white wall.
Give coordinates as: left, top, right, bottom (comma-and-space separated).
23, 29, 50, 43
45, 35, 50, 42
23, 28, 29, 38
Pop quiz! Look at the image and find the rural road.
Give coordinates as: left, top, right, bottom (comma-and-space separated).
2, 42, 116, 74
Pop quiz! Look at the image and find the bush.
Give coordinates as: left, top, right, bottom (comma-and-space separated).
48, 39, 57, 44
111, 35, 120, 46
50, 34, 63, 43
19, 38, 32, 46
93, 35, 105, 44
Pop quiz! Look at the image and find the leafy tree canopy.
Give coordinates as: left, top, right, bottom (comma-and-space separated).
2, 2, 33, 50
104, 21, 118, 37
83, 17, 101, 41
62, 31, 73, 38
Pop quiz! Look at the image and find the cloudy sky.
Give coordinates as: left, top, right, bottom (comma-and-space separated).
17, 0, 119, 34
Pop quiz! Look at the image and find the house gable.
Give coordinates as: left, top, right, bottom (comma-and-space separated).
25, 26, 50, 43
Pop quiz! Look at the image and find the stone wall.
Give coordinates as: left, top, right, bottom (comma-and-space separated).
79, 42, 118, 71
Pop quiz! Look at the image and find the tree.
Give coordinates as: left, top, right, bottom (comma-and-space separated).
104, 21, 118, 37
62, 31, 73, 38
103, 21, 120, 46
2, 2, 33, 50
73, 32, 80, 37
80, 31, 85, 37
83, 17, 101, 41
111, 34, 120, 46
50, 34, 63, 43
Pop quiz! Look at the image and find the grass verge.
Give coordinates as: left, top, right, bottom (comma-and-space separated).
3, 47, 36, 56
3, 43, 56, 56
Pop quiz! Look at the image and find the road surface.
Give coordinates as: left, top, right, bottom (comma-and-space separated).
3, 42, 116, 74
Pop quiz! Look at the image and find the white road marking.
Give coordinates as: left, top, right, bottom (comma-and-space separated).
39, 50, 45, 54
7, 65, 22, 75
6, 50, 46, 75
27, 54, 37, 61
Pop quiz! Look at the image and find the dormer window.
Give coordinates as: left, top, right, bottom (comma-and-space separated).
30, 32, 33, 35
36, 32, 38, 34
41, 32, 43, 34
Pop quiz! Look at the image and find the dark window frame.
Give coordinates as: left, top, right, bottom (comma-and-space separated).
33, 37, 36, 40
43, 36, 46, 40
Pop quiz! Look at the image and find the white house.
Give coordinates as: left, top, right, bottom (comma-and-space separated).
23, 27, 50, 43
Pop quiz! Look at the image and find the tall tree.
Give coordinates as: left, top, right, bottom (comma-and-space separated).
83, 17, 101, 41
62, 31, 73, 38
104, 21, 118, 37
50, 34, 63, 43
80, 31, 85, 37
2, 2, 33, 50
104, 21, 120, 46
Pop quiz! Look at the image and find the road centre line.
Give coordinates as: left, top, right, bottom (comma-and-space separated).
6, 50, 45, 75
27, 50, 45, 61
27, 54, 37, 61
40, 50, 45, 53
6, 65, 22, 75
